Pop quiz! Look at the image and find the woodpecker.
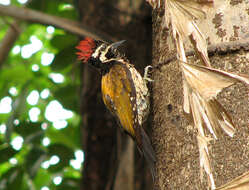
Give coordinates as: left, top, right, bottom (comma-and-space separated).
76, 37, 156, 180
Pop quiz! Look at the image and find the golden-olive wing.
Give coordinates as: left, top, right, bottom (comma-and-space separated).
101, 63, 137, 137
102, 62, 156, 179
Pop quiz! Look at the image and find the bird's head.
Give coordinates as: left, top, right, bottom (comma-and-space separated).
76, 37, 125, 70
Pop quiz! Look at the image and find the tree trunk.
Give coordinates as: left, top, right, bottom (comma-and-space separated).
114, 138, 135, 190
152, 1, 249, 189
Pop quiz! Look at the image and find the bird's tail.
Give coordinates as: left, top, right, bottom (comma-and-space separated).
138, 127, 156, 181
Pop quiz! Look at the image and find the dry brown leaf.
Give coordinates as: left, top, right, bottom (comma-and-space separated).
216, 171, 249, 190
181, 61, 249, 138
181, 62, 249, 100
182, 61, 249, 187
204, 99, 235, 137
183, 78, 191, 113
189, 91, 206, 136
189, 89, 233, 139
190, 91, 217, 189
147, 0, 213, 10
164, 0, 213, 66
197, 135, 215, 189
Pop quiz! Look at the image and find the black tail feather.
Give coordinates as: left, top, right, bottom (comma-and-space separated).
140, 127, 156, 182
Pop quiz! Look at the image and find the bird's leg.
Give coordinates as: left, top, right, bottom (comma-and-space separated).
143, 65, 154, 83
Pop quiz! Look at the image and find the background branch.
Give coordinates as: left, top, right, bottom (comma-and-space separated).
0, 5, 115, 42
0, 20, 21, 67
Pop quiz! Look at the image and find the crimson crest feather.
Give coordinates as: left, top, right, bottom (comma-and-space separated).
76, 37, 95, 62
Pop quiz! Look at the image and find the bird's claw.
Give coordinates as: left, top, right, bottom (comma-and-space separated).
143, 65, 154, 83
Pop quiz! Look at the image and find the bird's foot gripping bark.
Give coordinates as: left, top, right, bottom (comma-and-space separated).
143, 65, 154, 83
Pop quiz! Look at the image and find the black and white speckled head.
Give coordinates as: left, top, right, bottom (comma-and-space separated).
76, 37, 125, 70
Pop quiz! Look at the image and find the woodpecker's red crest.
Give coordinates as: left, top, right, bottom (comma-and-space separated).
75, 37, 96, 62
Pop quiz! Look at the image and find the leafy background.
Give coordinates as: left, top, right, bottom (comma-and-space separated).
0, 0, 83, 189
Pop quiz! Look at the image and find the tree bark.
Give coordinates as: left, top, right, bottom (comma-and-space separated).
114, 138, 135, 190
152, 1, 249, 189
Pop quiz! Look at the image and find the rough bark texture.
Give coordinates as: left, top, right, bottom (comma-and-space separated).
152, 1, 249, 189
77, 1, 153, 189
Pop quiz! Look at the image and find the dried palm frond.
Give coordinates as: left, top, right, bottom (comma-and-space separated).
182, 61, 249, 138
164, 0, 213, 66
182, 61, 249, 189
216, 171, 249, 190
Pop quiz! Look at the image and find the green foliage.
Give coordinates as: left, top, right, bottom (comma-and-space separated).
53, 84, 79, 112
47, 144, 74, 172
0, 1, 83, 190
0, 146, 18, 163
0, 166, 24, 190
27, 0, 78, 20
24, 147, 47, 178
51, 45, 77, 72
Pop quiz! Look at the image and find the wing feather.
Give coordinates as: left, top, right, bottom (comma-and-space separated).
101, 63, 136, 136
101, 62, 156, 180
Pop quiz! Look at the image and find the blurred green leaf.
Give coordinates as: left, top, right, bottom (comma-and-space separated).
15, 122, 44, 145
33, 168, 51, 189
57, 177, 79, 190
0, 64, 32, 85
46, 124, 80, 149
53, 84, 79, 111
63, 166, 81, 179
47, 143, 74, 172
30, 75, 53, 92
0, 166, 24, 190
27, 0, 44, 11
27, 0, 77, 19
51, 34, 77, 51
15, 122, 41, 137
25, 147, 47, 179
51, 45, 76, 71
0, 162, 12, 178
0, 146, 18, 163
5, 83, 29, 143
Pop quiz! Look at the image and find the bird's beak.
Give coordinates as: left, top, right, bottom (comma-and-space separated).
110, 40, 126, 49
